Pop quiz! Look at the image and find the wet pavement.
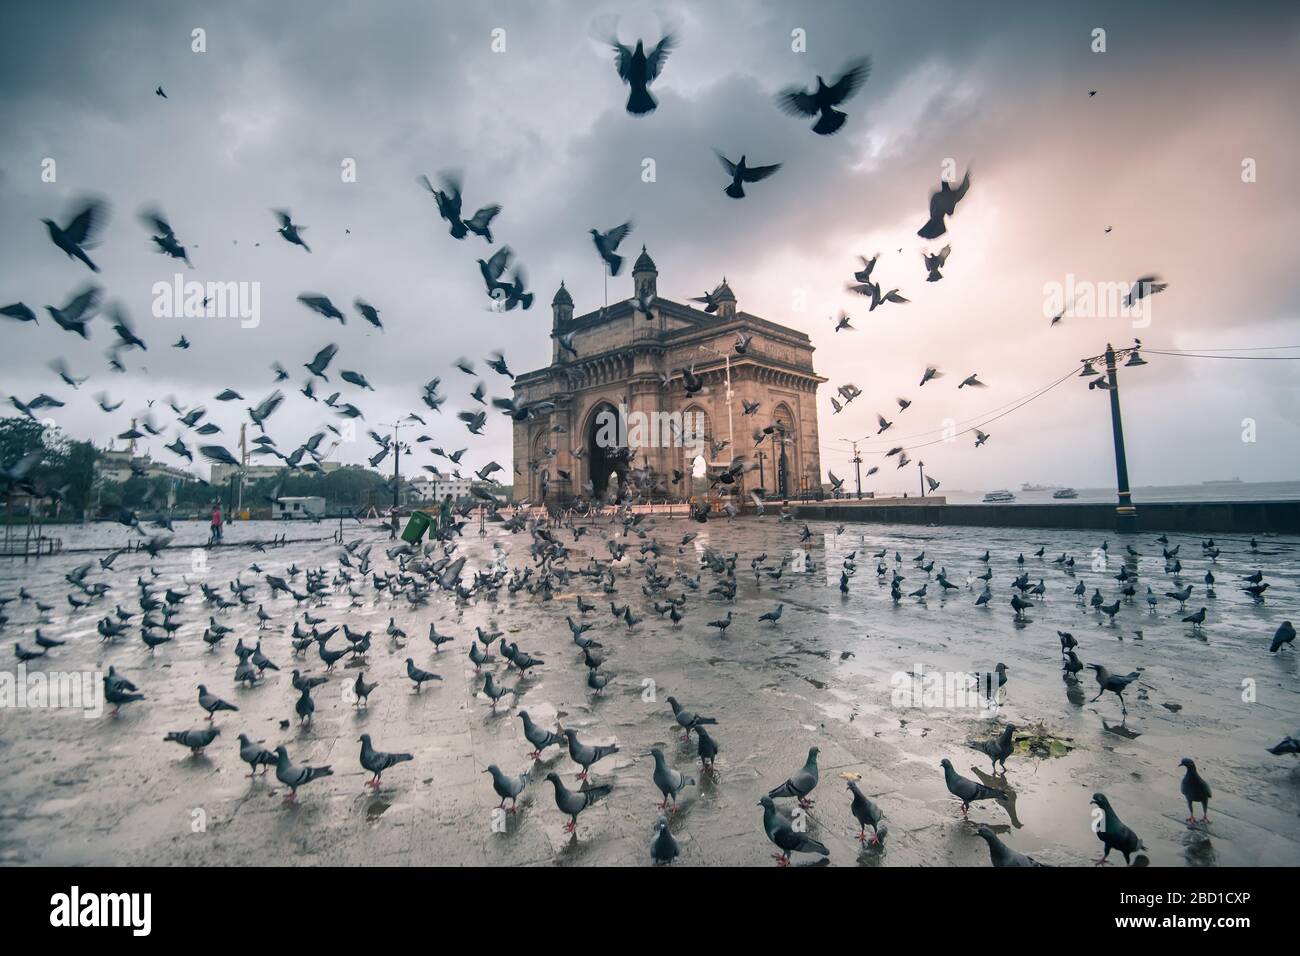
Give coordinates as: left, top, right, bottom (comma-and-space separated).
1, 515, 1298, 867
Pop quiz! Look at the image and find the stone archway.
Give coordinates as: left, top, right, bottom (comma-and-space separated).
585, 401, 627, 500
529, 428, 548, 501
679, 403, 711, 498
773, 403, 797, 498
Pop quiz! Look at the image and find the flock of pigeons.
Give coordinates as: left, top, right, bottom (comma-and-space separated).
6, 496, 1295, 866
0, 24, 1287, 870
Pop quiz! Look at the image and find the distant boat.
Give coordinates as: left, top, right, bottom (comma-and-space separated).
1201, 477, 1243, 486
983, 490, 1016, 503
1052, 487, 1079, 499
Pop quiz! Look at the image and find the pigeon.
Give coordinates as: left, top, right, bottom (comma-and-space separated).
273, 209, 311, 252
922, 244, 951, 282
650, 816, 680, 864
695, 725, 720, 771
562, 729, 618, 780
776, 57, 871, 135
590, 222, 634, 275
666, 696, 716, 741
1090, 792, 1143, 865
295, 685, 316, 724
847, 780, 887, 845
164, 726, 220, 755
1123, 276, 1168, 307
610, 34, 676, 115
768, 746, 820, 808
1087, 664, 1141, 714
359, 734, 413, 788
237, 733, 277, 775
43, 197, 109, 272
483, 672, 514, 711
758, 796, 829, 866
716, 152, 782, 199
485, 763, 528, 811
274, 745, 333, 803
352, 671, 378, 706
976, 825, 1049, 867
649, 746, 695, 811
971, 724, 1017, 774
519, 710, 564, 761
1178, 758, 1212, 823
917, 169, 971, 239
1, 302, 39, 324
405, 657, 442, 691
1271, 621, 1296, 653
545, 772, 613, 834
940, 758, 1005, 817
197, 684, 237, 719
758, 603, 784, 624
1266, 735, 1300, 756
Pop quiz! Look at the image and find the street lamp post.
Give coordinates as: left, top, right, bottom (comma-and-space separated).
918, 460, 926, 497
381, 421, 410, 516
1082, 341, 1146, 534
840, 438, 862, 499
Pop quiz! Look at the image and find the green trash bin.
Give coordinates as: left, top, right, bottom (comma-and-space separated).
400, 510, 432, 543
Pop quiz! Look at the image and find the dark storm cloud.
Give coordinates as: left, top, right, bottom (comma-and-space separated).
1, 0, 1297, 488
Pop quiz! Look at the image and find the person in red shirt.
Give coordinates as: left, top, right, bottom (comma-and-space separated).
210, 503, 223, 543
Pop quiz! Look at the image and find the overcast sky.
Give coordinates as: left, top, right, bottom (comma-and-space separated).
2, 0, 1297, 493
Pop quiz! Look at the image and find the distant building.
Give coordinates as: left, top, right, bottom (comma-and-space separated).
273, 496, 327, 519
408, 473, 474, 503
96, 447, 194, 484
209, 460, 342, 485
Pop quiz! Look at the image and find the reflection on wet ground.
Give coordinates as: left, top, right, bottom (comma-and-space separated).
0, 517, 1297, 866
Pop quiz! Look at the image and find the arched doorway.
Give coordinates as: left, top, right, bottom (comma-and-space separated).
529, 429, 547, 501
586, 402, 627, 501
680, 404, 712, 499
773, 403, 797, 499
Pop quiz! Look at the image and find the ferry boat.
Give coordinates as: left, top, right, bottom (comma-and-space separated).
982, 490, 1016, 503
1052, 487, 1079, 499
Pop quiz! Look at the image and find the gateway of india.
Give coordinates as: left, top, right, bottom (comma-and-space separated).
510, 247, 825, 503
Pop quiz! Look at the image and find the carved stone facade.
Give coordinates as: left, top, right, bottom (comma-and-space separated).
511, 248, 825, 502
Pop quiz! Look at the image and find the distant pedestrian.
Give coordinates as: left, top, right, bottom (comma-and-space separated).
389, 506, 398, 540
439, 494, 453, 534
209, 503, 223, 544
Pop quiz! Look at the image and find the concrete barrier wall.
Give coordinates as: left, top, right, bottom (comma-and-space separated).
788, 500, 1300, 535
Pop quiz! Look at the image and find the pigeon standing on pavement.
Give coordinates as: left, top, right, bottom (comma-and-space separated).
847, 779, 887, 845
971, 724, 1017, 774
1178, 758, 1212, 823
274, 745, 333, 803
666, 696, 717, 741
197, 684, 238, 719
545, 772, 612, 834
650, 815, 680, 864
563, 729, 618, 780
649, 746, 695, 811
484, 763, 528, 811
976, 825, 1049, 867
519, 710, 565, 761
767, 746, 820, 808
940, 758, 1005, 817
164, 726, 220, 755
359, 734, 413, 789
1090, 792, 1144, 865
237, 733, 277, 775
758, 796, 829, 866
